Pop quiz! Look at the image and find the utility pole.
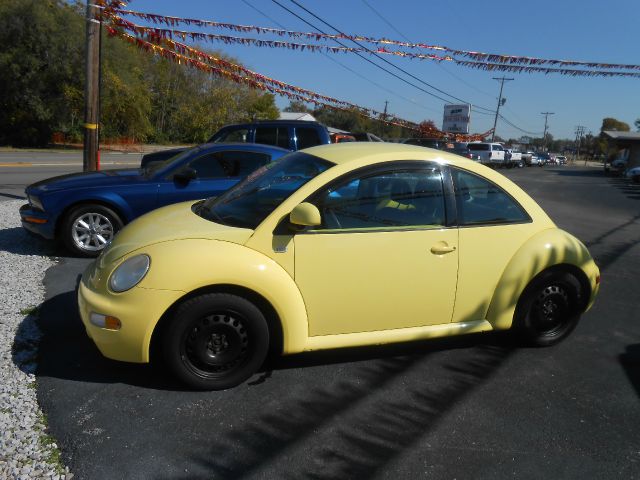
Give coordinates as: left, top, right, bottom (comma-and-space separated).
380, 100, 388, 138
574, 125, 586, 165
83, 3, 101, 171
541, 112, 555, 151
491, 77, 513, 142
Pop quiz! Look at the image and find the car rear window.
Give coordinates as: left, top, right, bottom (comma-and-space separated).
467, 144, 489, 151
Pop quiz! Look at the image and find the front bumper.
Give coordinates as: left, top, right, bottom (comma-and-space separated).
19, 203, 55, 239
77, 269, 184, 363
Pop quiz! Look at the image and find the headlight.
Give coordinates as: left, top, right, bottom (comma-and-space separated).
109, 254, 150, 292
28, 194, 44, 211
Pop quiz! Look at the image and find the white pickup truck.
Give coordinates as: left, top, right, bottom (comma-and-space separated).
467, 142, 506, 167
506, 149, 524, 168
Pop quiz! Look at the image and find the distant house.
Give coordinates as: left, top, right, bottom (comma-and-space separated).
602, 131, 640, 169
278, 112, 317, 122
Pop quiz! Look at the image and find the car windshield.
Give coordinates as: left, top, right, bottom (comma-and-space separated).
145, 147, 199, 176
196, 151, 334, 229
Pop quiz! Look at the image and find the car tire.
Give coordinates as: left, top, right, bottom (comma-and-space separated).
62, 204, 123, 257
162, 293, 270, 390
514, 272, 582, 347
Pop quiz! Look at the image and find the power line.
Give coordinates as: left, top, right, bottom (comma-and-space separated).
242, 0, 440, 114
284, 0, 496, 113
360, 0, 496, 101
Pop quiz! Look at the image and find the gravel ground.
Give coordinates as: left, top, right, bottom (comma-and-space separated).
0, 200, 72, 479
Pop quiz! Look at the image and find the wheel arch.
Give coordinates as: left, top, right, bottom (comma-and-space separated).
485, 228, 598, 330
149, 284, 284, 365
55, 197, 130, 237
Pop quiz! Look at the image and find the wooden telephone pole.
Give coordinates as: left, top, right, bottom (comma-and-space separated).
83, 3, 101, 171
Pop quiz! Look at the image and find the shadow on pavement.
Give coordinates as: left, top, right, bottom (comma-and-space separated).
620, 344, 640, 399
0, 226, 59, 256
551, 167, 606, 178
173, 343, 513, 479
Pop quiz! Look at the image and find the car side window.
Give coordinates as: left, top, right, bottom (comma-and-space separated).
226, 151, 271, 177
187, 153, 234, 179
452, 169, 530, 225
255, 127, 289, 149
296, 127, 321, 150
310, 167, 446, 230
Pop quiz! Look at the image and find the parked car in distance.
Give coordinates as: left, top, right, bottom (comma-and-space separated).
351, 132, 384, 142
467, 142, 507, 167
401, 138, 444, 149
506, 149, 524, 168
624, 165, 640, 183
77, 143, 600, 390
556, 155, 567, 165
444, 143, 481, 162
20, 143, 288, 257
604, 157, 628, 175
330, 133, 356, 143
140, 120, 332, 168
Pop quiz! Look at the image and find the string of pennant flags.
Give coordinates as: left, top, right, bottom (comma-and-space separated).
106, 26, 493, 141
101, 5, 640, 76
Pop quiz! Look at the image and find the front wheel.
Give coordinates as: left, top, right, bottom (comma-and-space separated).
514, 272, 582, 347
162, 293, 270, 390
62, 204, 123, 257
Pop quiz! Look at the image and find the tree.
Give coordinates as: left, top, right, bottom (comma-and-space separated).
283, 101, 312, 113
600, 117, 630, 132
0, 0, 85, 146
635, 118, 640, 132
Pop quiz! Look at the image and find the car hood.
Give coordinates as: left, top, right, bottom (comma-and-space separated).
28, 169, 146, 193
99, 201, 254, 264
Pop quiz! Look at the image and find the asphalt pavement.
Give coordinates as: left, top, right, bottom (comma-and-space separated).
0, 151, 142, 200
27, 165, 640, 479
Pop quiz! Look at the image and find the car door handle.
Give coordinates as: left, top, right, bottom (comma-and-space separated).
430, 242, 457, 255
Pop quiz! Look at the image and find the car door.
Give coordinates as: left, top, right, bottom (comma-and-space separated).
157, 150, 271, 206
449, 167, 537, 324
293, 163, 459, 337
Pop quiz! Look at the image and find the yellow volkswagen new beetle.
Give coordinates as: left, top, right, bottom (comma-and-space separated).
78, 143, 600, 390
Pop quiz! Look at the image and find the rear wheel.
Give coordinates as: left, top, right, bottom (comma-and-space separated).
162, 293, 269, 390
62, 204, 122, 257
514, 272, 582, 347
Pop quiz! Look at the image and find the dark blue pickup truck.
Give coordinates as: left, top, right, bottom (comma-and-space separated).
141, 120, 332, 167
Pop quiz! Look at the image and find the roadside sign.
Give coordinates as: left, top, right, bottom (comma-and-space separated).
442, 104, 471, 134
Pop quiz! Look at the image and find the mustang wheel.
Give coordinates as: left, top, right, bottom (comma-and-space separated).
515, 272, 582, 347
62, 204, 123, 257
163, 293, 269, 390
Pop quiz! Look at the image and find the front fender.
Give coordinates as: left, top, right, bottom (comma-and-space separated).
51, 190, 135, 227
135, 239, 309, 356
486, 228, 599, 330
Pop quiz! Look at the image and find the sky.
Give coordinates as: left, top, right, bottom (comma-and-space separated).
117, 0, 640, 140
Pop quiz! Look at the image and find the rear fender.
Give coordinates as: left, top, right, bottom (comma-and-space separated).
486, 228, 599, 330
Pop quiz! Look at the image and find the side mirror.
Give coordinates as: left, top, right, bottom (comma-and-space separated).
289, 202, 321, 227
174, 167, 197, 183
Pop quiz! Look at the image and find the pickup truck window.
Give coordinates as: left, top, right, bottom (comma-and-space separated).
255, 127, 289, 149
296, 127, 322, 149
213, 128, 250, 143
468, 144, 489, 151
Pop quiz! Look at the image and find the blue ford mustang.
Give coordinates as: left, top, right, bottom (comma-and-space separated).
20, 143, 288, 257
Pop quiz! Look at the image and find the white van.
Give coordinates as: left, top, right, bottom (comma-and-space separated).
467, 142, 506, 167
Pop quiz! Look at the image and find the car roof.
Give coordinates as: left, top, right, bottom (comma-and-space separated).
196, 142, 290, 154
217, 120, 325, 127
301, 142, 477, 167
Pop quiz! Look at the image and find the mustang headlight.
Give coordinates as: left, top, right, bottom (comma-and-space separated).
109, 254, 150, 292
28, 194, 44, 211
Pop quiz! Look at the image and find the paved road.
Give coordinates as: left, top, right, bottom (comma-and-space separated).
29, 166, 640, 479
0, 151, 142, 200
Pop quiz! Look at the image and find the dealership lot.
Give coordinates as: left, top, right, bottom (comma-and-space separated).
3, 165, 639, 478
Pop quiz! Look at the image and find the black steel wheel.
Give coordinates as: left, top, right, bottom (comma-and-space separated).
163, 293, 269, 390
61, 204, 123, 257
514, 272, 582, 347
